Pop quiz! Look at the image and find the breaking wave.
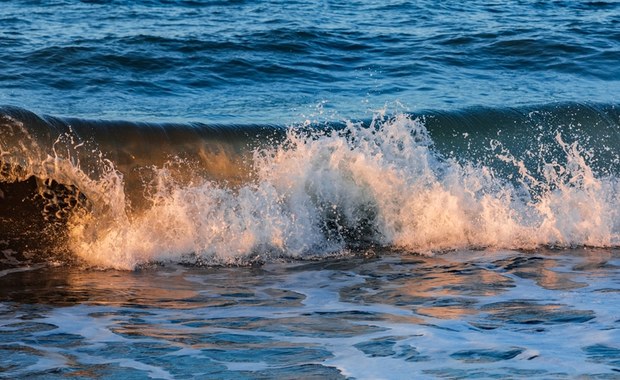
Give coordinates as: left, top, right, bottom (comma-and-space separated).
1, 103, 619, 269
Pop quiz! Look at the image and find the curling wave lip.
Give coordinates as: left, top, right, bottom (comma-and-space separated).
1, 103, 619, 269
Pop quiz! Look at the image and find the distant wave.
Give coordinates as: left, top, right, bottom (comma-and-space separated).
1, 103, 619, 269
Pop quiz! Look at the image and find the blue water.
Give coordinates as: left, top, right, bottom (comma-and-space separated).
1, 250, 620, 378
2, 0, 620, 378
1, 0, 618, 122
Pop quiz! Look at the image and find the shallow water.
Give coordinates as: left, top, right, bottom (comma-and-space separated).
2, 0, 620, 378
1, 248, 619, 379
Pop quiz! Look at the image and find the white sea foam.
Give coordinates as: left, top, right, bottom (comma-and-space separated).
64, 114, 620, 269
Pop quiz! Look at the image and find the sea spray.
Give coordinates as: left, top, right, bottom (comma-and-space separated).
2, 104, 620, 269
70, 113, 620, 269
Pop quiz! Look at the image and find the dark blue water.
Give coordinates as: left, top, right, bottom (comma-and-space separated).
1, 0, 618, 122
2, 1, 620, 378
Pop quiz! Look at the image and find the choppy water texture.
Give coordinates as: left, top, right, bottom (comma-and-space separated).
1, 250, 619, 379
1, 0, 620, 378
0, 0, 618, 122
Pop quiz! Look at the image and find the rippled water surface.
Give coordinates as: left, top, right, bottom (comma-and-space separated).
1, 0, 618, 122
2, 0, 620, 378
1, 249, 619, 379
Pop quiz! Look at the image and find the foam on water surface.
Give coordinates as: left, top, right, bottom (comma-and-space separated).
1, 0, 619, 377
2, 105, 620, 269
70, 112, 620, 268
0, 250, 618, 378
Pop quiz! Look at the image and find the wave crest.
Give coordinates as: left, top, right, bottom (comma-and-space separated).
1, 104, 620, 269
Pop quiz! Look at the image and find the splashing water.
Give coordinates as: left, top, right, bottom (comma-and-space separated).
57, 113, 620, 269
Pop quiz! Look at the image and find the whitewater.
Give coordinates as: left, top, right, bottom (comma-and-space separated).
1, 103, 620, 269
2, 0, 620, 378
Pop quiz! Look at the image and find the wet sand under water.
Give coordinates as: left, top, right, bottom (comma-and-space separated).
0, 248, 619, 379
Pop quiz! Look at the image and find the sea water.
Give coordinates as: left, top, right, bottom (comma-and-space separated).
1, 250, 619, 378
1, 0, 619, 378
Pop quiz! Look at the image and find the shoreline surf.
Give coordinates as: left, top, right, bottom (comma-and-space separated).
2, 103, 619, 269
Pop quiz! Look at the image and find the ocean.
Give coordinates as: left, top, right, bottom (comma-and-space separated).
1, 0, 619, 378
